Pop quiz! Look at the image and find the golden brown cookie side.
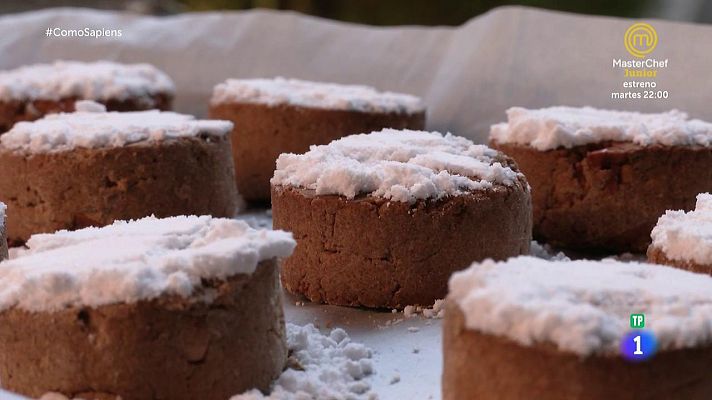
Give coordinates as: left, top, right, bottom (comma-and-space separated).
492, 140, 712, 253
0, 134, 238, 242
0, 259, 286, 400
442, 301, 712, 400
647, 245, 712, 274
272, 181, 531, 309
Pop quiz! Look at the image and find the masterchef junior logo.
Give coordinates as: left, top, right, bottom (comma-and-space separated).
624, 22, 658, 58
613, 22, 668, 78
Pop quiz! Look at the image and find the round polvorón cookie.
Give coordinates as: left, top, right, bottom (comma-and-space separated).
271, 128, 532, 309
0, 215, 296, 400
0, 101, 239, 243
491, 106, 712, 253
444, 256, 712, 400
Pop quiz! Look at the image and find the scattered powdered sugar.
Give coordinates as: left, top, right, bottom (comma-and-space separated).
0, 102, 233, 153
0, 202, 5, 228
211, 77, 424, 114
449, 256, 712, 356
272, 129, 521, 203
0, 215, 295, 312
0, 60, 175, 103
232, 323, 377, 400
382, 299, 445, 329
490, 106, 712, 150
381, 318, 404, 328
651, 193, 712, 265
402, 299, 445, 319
75, 99, 107, 113
529, 240, 570, 261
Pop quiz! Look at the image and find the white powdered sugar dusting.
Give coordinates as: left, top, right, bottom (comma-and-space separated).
0, 101, 233, 153
651, 193, 712, 265
75, 99, 107, 113
0, 60, 175, 102
211, 77, 424, 114
490, 106, 712, 150
232, 323, 377, 400
402, 299, 445, 319
0, 215, 295, 312
529, 240, 570, 261
271, 129, 521, 203
0, 202, 5, 228
449, 256, 712, 356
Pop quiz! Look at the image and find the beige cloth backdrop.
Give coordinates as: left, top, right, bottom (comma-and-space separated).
0, 6, 709, 142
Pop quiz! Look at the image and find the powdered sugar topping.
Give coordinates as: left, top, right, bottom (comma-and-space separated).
211, 77, 424, 114
449, 256, 712, 356
0, 102, 233, 153
0, 215, 296, 312
490, 106, 712, 150
0, 60, 175, 103
651, 193, 712, 265
272, 129, 521, 203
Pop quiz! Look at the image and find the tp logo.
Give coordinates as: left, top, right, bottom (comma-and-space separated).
621, 313, 657, 362
624, 22, 658, 58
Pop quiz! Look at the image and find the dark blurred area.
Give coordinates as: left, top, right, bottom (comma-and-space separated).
1, 0, 711, 25
177, 0, 650, 25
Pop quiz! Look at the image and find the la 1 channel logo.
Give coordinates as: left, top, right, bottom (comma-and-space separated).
620, 313, 657, 361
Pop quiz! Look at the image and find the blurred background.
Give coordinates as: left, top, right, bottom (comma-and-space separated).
0, 0, 711, 24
